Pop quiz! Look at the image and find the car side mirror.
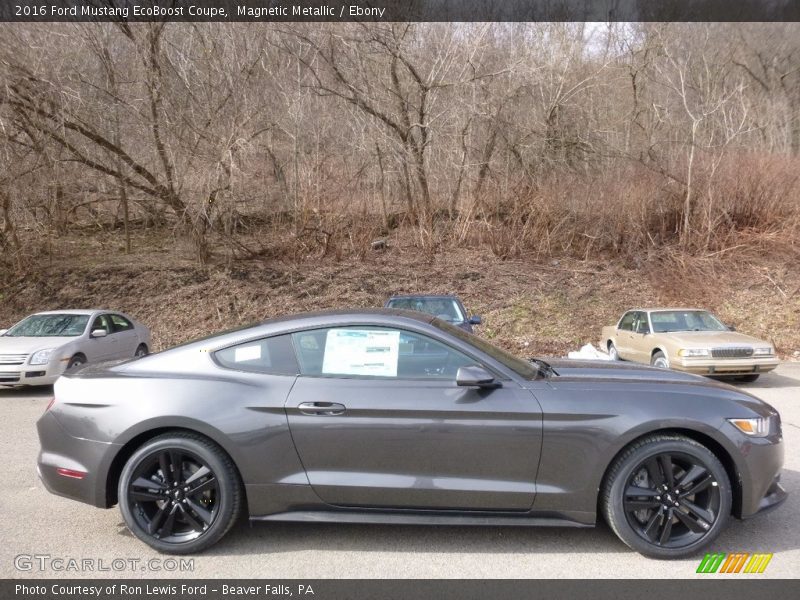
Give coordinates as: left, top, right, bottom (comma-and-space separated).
469, 315, 482, 325
91, 329, 108, 338
728, 324, 736, 331
456, 365, 498, 388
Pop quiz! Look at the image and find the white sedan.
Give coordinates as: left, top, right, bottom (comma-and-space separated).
0, 309, 151, 386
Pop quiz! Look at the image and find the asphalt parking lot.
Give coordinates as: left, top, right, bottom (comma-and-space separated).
1, 365, 798, 579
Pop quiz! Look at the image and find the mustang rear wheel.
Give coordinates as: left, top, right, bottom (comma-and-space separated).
601, 434, 731, 559
118, 433, 242, 554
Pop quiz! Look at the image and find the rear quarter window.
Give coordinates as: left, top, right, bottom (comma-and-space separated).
110, 314, 134, 332
214, 334, 299, 375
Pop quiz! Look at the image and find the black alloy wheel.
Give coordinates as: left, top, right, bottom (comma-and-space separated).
602, 434, 731, 558
623, 452, 720, 548
119, 433, 242, 553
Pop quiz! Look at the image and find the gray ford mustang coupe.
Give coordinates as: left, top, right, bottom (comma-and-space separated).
37, 309, 786, 558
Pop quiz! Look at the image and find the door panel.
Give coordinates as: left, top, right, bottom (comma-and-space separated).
629, 312, 651, 363
615, 312, 636, 360
109, 314, 138, 358
86, 315, 117, 361
285, 377, 542, 511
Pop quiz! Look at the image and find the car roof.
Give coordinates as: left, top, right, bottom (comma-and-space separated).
143, 308, 438, 354
264, 308, 436, 326
623, 308, 704, 313
33, 309, 106, 316
387, 295, 460, 300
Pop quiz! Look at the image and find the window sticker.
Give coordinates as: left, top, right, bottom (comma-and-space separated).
322, 329, 400, 377
234, 344, 262, 362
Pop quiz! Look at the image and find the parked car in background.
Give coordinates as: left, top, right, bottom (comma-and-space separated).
37, 309, 785, 558
384, 294, 482, 332
0, 309, 151, 386
601, 308, 779, 382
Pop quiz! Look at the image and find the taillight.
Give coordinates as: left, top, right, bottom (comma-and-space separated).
45, 397, 55, 412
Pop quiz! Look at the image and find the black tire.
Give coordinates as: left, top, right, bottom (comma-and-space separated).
66, 354, 86, 370
651, 351, 669, 369
736, 374, 760, 383
134, 344, 149, 358
118, 432, 242, 554
601, 434, 731, 559
608, 342, 620, 361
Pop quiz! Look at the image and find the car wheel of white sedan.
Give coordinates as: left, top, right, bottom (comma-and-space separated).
608, 342, 619, 361
135, 344, 149, 358
651, 351, 670, 369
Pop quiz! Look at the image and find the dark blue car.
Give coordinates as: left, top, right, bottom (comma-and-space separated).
384, 295, 482, 332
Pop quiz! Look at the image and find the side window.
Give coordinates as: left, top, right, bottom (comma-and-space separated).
110, 314, 134, 332
91, 315, 112, 334
292, 327, 477, 380
618, 312, 636, 331
635, 312, 651, 334
215, 334, 298, 375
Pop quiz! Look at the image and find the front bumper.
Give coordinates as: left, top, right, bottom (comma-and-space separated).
36, 410, 118, 508
0, 360, 66, 386
673, 356, 779, 376
720, 420, 787, 519
743, 475, 788, 518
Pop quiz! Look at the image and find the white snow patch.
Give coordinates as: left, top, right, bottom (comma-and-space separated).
567, 344, 613, 361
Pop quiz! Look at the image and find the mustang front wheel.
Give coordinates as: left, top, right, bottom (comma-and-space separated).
118, 433, 242, 554
601, 434, 731, 559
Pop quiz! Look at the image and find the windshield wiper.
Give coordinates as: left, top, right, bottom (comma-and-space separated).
529, 358, 558, 378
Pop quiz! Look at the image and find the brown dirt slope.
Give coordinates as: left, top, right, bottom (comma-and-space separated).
1, 235, 798, 358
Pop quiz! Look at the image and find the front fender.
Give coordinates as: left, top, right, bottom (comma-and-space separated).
531, 380, 753, 518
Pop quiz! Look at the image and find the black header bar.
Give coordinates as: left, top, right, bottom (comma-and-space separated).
1, 0, 799, 23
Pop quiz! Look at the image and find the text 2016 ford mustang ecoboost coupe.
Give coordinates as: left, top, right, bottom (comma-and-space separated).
37, 310, 786, 558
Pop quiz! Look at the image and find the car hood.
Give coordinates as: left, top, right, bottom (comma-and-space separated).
545, 358, 714, 385
0, 336, 72, 353
540, 358, 774, 414
654, 330, 767, 346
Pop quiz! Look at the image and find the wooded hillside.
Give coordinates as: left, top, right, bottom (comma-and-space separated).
1, 22, 799, 269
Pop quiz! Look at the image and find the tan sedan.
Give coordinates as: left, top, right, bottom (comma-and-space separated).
600, 308, 779, 382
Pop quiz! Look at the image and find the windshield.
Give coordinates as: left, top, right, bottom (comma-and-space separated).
431, 319, 540, 380
5, 314, 90, 337
387, 298, 466, 324
650, 310, 729, 333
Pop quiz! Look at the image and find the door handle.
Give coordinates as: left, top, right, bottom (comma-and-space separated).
297, 402, 346, 416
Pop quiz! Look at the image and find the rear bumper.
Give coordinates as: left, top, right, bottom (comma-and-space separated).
673, 357, 779, 376
36, 411, 118, 508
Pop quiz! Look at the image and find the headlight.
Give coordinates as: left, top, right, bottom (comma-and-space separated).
728, 417, 770, 437
753, 347, 774, 356
29, 348, 55, 365
678, 348, 709, 357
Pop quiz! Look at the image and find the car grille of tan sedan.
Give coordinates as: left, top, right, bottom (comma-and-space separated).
711, 347, 754, 359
